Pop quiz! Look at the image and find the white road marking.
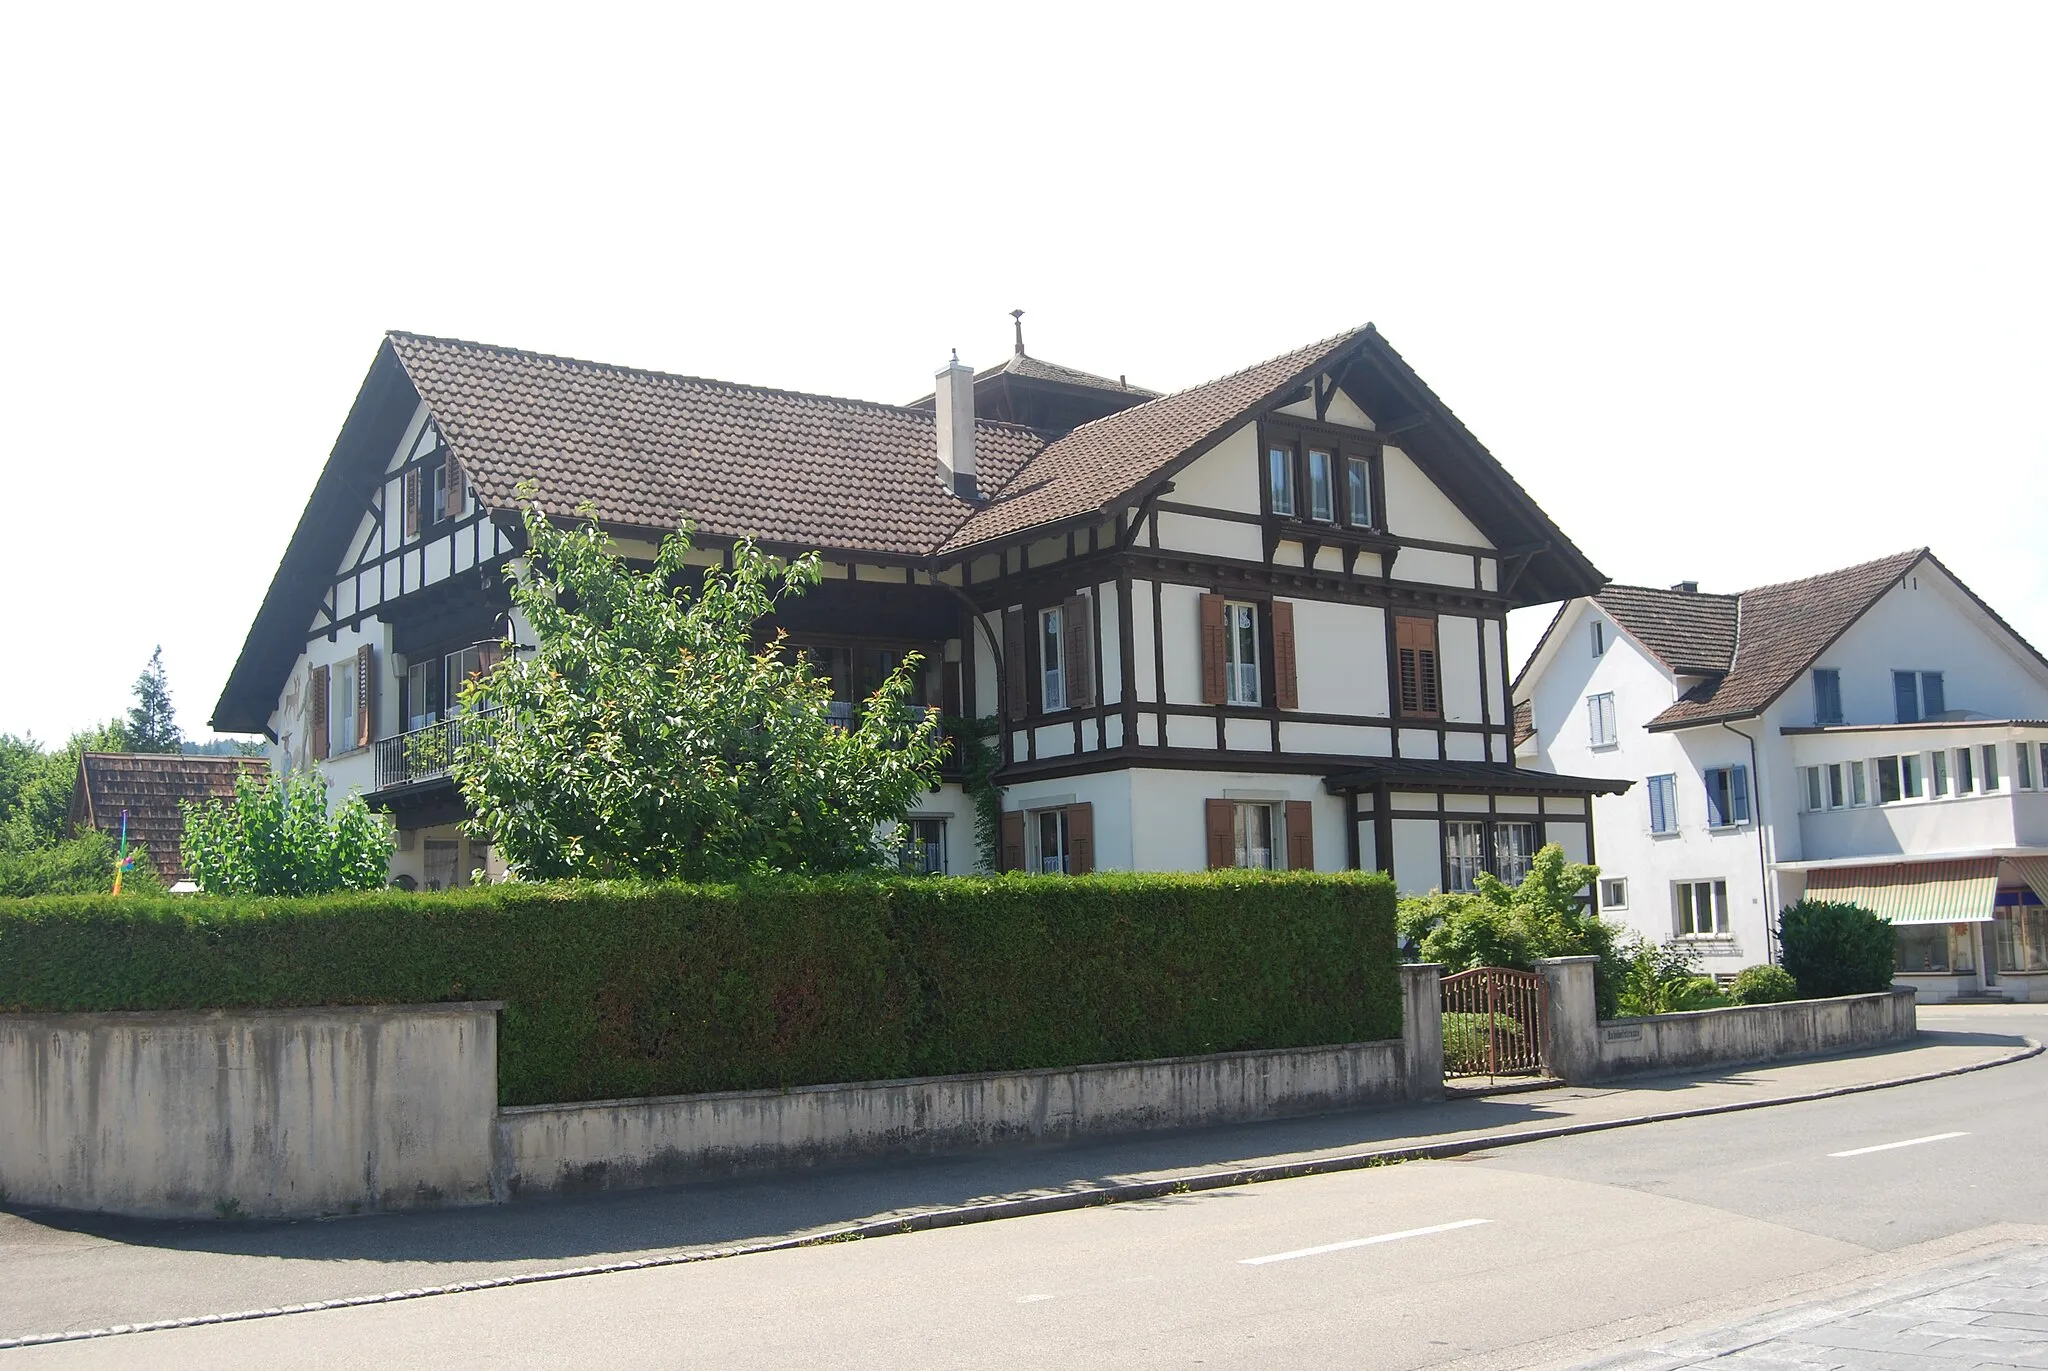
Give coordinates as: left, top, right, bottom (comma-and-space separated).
1829, 1131, 1969, 1158
1017, 1294, 1055, 1304
1239, 1218, 1491, 1266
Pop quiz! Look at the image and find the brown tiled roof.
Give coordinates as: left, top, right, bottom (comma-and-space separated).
996, 352, 1157, 397
388, 333, 1048, 559
70, 753, 270, 883
1641, 550, 1928, 731
941, 327, 1371, 554
1513, 699, 1535, 749
1594, 584, 1741, 675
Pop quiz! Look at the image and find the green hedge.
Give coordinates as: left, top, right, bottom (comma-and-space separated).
0, 871, 1398, 1107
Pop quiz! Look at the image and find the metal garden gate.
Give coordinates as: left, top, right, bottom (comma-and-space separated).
1440, 967, 1548, 1078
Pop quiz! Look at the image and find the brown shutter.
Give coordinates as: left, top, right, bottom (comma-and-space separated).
1284, 800, 1314, 871
1003, 607, 1028, 720
1063, 594, 1094, 710
403, 468, 421, 540
1065, 802, 1095, 875
444, 459, 465, 519
1272, 600, 1299, 710
310, 665, 330, 760
1395, 616, 1440, 719
1000, 811, 1026, 872
1199, 594, 1228, 705
1205, 797, 1235, 869
356, 644, 375, 750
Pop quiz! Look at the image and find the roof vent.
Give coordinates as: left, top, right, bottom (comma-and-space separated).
1671, 580, 1699, 594
935, 351, 977, 499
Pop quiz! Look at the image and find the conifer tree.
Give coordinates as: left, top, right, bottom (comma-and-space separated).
126, 646, 184, 754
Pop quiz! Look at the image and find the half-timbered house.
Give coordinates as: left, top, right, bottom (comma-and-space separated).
213, 323, 1626, 890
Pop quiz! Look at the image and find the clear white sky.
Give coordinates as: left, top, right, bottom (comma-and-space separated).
2, 2, 2042, 745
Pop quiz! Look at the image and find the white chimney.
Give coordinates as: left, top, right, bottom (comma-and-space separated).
935, 351, 976, 498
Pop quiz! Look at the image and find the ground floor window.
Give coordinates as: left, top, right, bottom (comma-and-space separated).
899, 818, 946, 875
1493, 822, 1536, 885
1674, 879, 1729, 937
1444, 821, 1485, 892
424, 839, 462, 892
1995, 905, 2048, 972
1600, 877, 1628, 910
1034, 808, 1070, 874
1233, 802, 1276, 870
1896, 924, 1951, 973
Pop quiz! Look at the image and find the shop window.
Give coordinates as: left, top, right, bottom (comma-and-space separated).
1896, 925, 1950, 973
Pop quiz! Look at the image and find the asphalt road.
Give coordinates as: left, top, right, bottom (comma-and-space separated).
4, 1005, 2041, 1369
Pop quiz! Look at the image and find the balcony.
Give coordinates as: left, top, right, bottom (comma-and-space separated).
374, 708, 502, 791
1788, 723, 2048, 861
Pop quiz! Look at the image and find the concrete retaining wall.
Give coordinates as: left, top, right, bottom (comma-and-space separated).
1537, 956, 1918, 1083
0, 1003, 501, 1220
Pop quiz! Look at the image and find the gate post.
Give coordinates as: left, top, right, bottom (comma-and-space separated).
1536, 956, 1601, 1084
1400, 963, 1444, 1101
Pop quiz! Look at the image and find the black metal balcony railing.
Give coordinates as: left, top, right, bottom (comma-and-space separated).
374, 708, 501, 791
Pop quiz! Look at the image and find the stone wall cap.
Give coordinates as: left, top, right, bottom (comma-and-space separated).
1535, 955, 1601, 966
0, 1001, 505, 1027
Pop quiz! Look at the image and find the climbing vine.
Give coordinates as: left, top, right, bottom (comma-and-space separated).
944, 714, 1004, 873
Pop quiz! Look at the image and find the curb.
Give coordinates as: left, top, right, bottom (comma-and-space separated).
3, 1036, 2037, 1352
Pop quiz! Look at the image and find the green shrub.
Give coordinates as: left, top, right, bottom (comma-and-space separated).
1614, 937, 1727, 1016
0, 870, 1398, 1106
0, 831, 164, 898
1414, 846, 1626, 1018
1778, 899, 1896, 998
1728, 963, 1801, 1005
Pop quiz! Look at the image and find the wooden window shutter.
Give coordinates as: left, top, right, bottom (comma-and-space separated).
403, 468, 421, 540
1199, 594, 1228, 706
1000, 811, 1026, 872
1272, 600, 1299, 710
444, 459, 465, 519
1284, 800, 1314, 871
355, 644, 375, 750
1003, 607, 1028, 720
1395, 616, 1441, 718
310, 665, 330, 760
1205, 797, 1235, 869
1062, 594, 1095, 709
1065, 802, 1095, 875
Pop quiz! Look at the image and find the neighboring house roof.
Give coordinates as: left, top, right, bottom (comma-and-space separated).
1513, 699, 1535, 749
388, 332, 1047, 560
906, 350, 1158, 406
68, 752, 269, 883
1590, 583, 1740, 676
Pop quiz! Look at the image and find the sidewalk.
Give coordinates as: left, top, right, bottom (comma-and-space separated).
0, 1025, 2035, 1349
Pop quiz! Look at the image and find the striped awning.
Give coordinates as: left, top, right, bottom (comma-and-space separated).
1806, 859, 1998, 925
2008, 857, 2048, 911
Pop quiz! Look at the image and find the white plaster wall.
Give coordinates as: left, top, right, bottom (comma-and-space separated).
1125, 769, 1348, 872
1291, 600, 1383, 716
974, 612, 1000, 717
1155, 511, 1263, 562
901, 783, 981, 875
1167, 425, 1261, 514
1004, 770, 1135, 871
1094, 580, 1123, 706
1158, 583, 1205, 705
1438, 615, 1484, 725
1381, 446, 1489, 547
1392, 548, 1475, 589
1392, 818, 1442, 894
1129, 580, 1159, 704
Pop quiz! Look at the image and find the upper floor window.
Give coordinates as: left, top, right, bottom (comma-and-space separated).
1306, 448, 1335, 522
1647, 774, 1678, 834
1267, 444, 1296, 516
329, 656, 359, 755
1932, 749, 1950, 796
1981, 744, 2001, 792
1395, 616, 1441, 718
2020, 744, 2036, 791
1587, 692, 1617, 748
1345, 456, 1373, 528
406, 659, 440, 730
1813, 669, 1843, 726
1224, 601, 1260, 706
1703, 765, 1752, 827
1954, 746, 1974, 795
1893, 670, 1945, 723
1590, 620, 1607, 658
1875, 752, 1924, 803
1040, 605, 1067, 713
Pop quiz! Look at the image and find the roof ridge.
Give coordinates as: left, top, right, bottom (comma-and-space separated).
1735, 548, 1927, 599
386, 331, 1052, 436
1599, 582, 1742, 602
1052, 325, 1371, 440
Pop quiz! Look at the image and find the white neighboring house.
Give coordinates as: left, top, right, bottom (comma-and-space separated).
1514, 549, 2048, 1002
216, 322, 1627, 892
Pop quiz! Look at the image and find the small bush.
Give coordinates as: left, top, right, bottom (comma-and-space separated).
0, 831, 164, 898
1614, 937, 1727, 1016
1778, 900, 1896, 998
1728, 963, 1801, 1005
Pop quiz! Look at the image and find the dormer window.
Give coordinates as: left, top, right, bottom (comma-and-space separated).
1267, 443, 1296, 516
1307, 448, 1335, 522
1345, 456, 1373, 528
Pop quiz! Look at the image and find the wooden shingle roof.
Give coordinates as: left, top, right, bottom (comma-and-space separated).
69, 752, 270, 883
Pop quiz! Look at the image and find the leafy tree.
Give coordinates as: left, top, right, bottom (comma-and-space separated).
181, 771, 391, 895
1413, 845, 1626, 1016
126, 646, 183, 754
1778, 899, 1896, 997
0, 720, 125, 853
451, 501, 947, 882
0, 829, 164, 897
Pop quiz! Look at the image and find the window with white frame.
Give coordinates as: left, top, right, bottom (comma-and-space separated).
1982, 744, 2001, 791
1444, 821, 1485, 892
1494, 822, 1537, 885
1600, 877, 1628, 910
1812, 668, 1843, 726
1267, 443, 1295, 516
1040, 606, 1067, 712
1802, 766, 1824, 812
1892, 670, 1945, 723
445, 645, 488, 715
1647, 774, 1678, 834
406, 659, 439, 731
1034, 808, 1071, 875
1955, 746, 1975, 794
1345, 455, 1373, 528
1587, 693, 1617, 748
1874, 753, 1922, 803
1932, 749, 1950, 797
1233, 802, 1277, 870
1307, 448, 1335, 522
898, 818, 946, 875
1590, 619, 1606, 658
329, 656, 358, 754
1224, 600, 1260, 706
1703, 765, 1751, 827
2021, 744, 2036, 791
1849, 759, 1868, 806
1674, 879, 1730, 937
